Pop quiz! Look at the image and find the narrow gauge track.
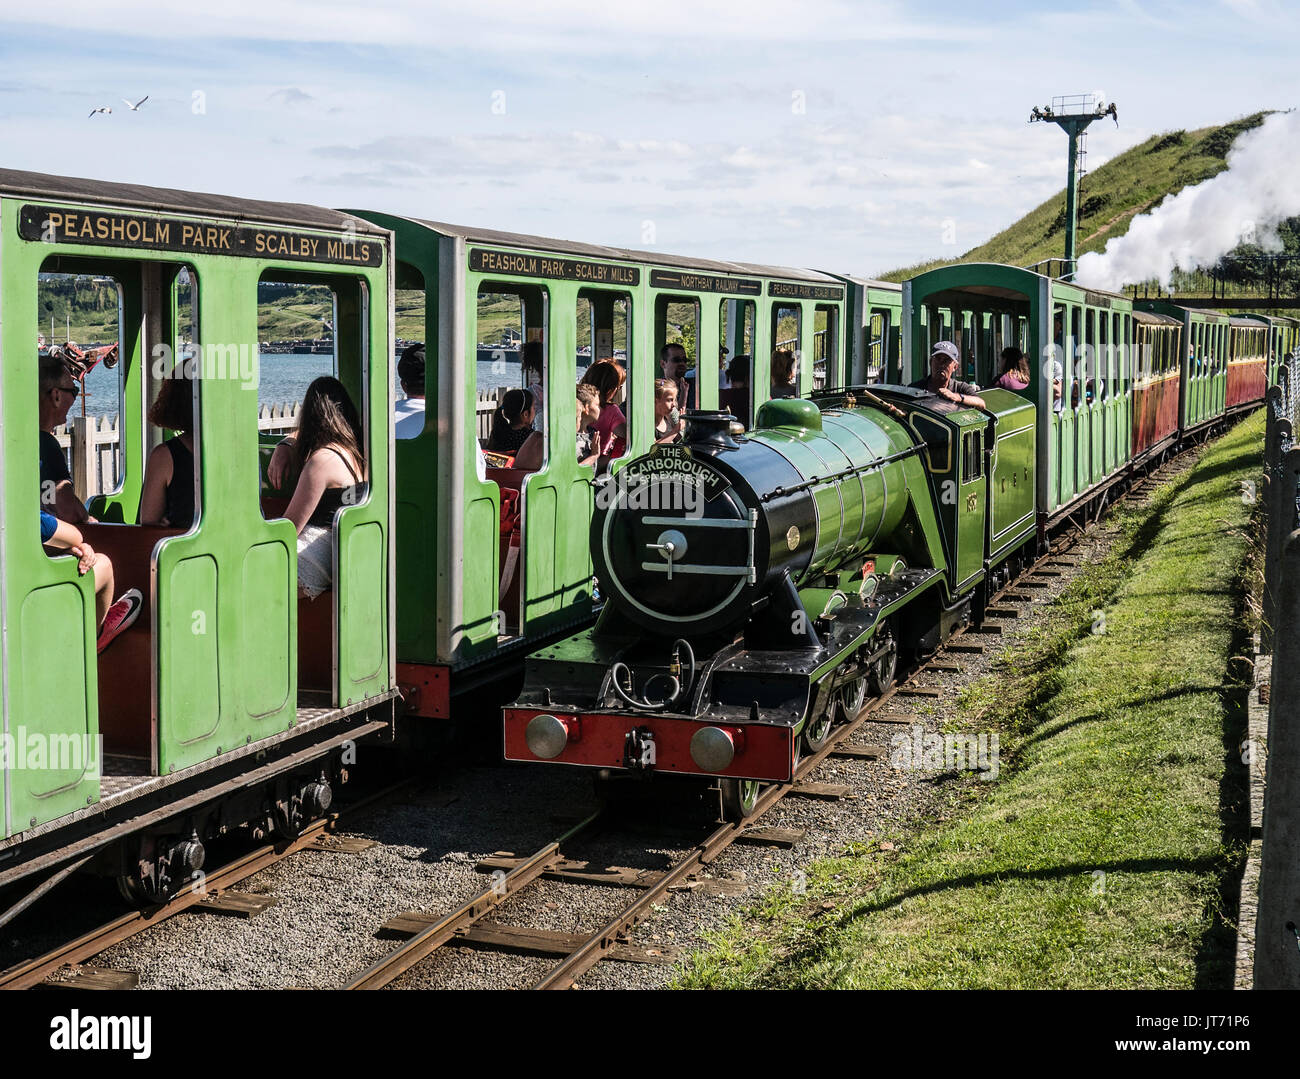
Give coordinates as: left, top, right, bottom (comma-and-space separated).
0, 778, 419, 990
346, 451, 1199, 992
2, 448, 1203, 991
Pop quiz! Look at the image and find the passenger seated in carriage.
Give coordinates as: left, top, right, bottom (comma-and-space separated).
489, 388, 544, 470
139, 372, 196, 528
995, 347, 1030, 391
575, 383, 601, 466
266, 377, 369, 599
580, 360, 627, 463
38, 352, 93, 525
40, 511, 141, 653
654, 378, 684, 444
910, 341, 985, 411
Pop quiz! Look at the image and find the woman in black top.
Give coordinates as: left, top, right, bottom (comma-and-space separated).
488, 388, 542, 461
140, 372, 197, 528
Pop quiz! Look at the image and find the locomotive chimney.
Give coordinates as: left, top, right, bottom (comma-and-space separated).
683, 409, 742, 450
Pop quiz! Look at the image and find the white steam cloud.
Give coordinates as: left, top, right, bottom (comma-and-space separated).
1075, 110, 1300, 292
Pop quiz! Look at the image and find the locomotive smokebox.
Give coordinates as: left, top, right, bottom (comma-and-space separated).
592, 396, 920, 639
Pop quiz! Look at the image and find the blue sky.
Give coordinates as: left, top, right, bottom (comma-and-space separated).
0, 0, 1293, 276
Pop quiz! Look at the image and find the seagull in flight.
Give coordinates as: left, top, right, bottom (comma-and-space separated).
122, 95, 148, 111
88, 106, 112, 118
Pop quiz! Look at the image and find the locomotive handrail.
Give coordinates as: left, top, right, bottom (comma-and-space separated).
759, 442, 925, 502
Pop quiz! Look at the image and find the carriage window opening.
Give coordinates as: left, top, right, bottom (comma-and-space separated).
719, 298, 755, 398
814, 304, 837, 390
37, 269, 125, 506
139, 264, 201, 530
771, 304, 802, 397
1069, 306, 1082, 409
394, 274, 427, 440
867, 310, 888, 382
1084, 309, 1097, 405
578, 290, 631, 466
474, 286, 546, 468
656, 296, 699, 416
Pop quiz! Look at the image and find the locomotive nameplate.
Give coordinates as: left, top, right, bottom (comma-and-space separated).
622, 446, 730, 502
471, 248, 639, 285
650, 269, 761, 296
19, 205, 384, 266
768, 281, 844, 302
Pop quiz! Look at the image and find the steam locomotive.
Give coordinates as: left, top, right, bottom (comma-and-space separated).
503, 259, 1287, 818
504, 385, 1038, 817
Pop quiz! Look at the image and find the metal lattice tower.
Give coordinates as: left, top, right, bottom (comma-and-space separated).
1029, 94, 1119, 279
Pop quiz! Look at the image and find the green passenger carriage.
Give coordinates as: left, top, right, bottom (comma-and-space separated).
348, 214, 866, 718
0, 171, 396, 903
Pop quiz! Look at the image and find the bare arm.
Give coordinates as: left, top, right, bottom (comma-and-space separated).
54, 481, 91, 524
283, 454, 332, 534
139, 443, 173, 526
267, 438, 297, 490
512, 431, 545, 471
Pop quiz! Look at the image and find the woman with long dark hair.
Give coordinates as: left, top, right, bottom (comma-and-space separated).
272, 376, 369, 598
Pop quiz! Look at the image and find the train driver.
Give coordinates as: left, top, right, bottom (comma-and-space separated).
911, 341, 985, 410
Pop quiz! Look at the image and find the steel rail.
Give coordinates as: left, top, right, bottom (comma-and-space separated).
0, 777, 417, 990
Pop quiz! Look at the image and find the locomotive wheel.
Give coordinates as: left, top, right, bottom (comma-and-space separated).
720, 778, 761, 820
869, 629, 898, 696
802, 702, 836, 755
836, 675, 869, 725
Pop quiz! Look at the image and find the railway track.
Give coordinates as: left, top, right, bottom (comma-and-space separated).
346, 457, 1198, 991
0, 777, 419, 990
2, 450, 1201, 991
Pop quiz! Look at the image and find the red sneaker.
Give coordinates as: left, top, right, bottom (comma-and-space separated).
97, 588, 143, 654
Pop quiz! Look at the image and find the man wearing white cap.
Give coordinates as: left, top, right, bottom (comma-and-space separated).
910, 341, 985, 409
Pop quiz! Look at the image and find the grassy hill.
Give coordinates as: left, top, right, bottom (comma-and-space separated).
882, 112, 1279, 282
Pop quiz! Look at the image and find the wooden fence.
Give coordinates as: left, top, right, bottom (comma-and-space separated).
54, 394, 508, 497
1255, 358, 1300, 988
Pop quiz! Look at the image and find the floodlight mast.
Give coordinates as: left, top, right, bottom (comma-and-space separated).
1030, 95, 1119, 279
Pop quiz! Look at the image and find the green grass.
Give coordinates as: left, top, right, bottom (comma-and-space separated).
881, 113, 1279, 281
675, 412, 1263, 989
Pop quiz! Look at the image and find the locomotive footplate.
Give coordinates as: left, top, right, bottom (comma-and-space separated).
503, 568, 945, 782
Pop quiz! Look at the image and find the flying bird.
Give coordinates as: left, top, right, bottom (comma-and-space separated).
122, 95, 148, 111
88, 106, 112, 118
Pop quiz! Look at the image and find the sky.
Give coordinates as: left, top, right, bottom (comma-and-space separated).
0, 0, 1294, 278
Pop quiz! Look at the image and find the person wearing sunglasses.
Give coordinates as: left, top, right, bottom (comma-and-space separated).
38, 352, 93, 525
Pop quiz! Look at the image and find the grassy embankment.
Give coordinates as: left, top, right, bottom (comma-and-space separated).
881, 112, 1276, 281
677, 412, 1263, 989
